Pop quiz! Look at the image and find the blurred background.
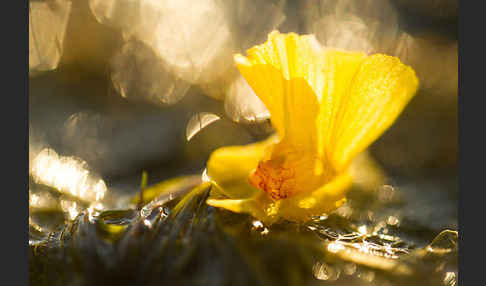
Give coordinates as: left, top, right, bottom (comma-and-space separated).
29, 0, 457, 180
29, 0, 457, 233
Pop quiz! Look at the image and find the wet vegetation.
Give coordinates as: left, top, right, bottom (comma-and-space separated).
30, 174, 457, 286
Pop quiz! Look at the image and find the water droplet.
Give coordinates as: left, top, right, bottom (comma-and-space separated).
60, 200, 80, 220
252, 220, 263, 228
140, 193, 176, 218
201, 168, 211, 182
358, 225, 368, 234
318, 214, 329, 220
96, 210, 137, 237
387, 216, 399, 226
343, 263, 357, 275
143, 219, 153, 228
313, 262, 340, 281
427, 230, 458, 254
185, 112, 221, 141
251, 220, 269, 236
443, 272, 456, 286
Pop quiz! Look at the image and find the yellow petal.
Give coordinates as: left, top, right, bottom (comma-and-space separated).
327, 54, 419, 171
206, 31, 419, 224
278, 172, 352, 222
206, 134, 353, 223
207, 171, 351, 224
206, 192, 278, 224
206, 135, 277, 199
317, 50, 367, 159
234, 31, 325, 151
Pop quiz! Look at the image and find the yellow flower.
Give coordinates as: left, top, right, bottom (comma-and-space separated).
205, 31, 418, 224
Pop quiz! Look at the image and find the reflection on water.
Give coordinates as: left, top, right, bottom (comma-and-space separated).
29, 147, 109, 236
30, 148, 107, 202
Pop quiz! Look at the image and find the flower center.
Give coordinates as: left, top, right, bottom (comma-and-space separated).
249, 158, 297, 200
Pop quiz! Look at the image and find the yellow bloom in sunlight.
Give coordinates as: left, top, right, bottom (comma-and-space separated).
206, 31, 418, 224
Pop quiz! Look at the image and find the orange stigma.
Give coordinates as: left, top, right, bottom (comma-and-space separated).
249, 159, 297, 200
